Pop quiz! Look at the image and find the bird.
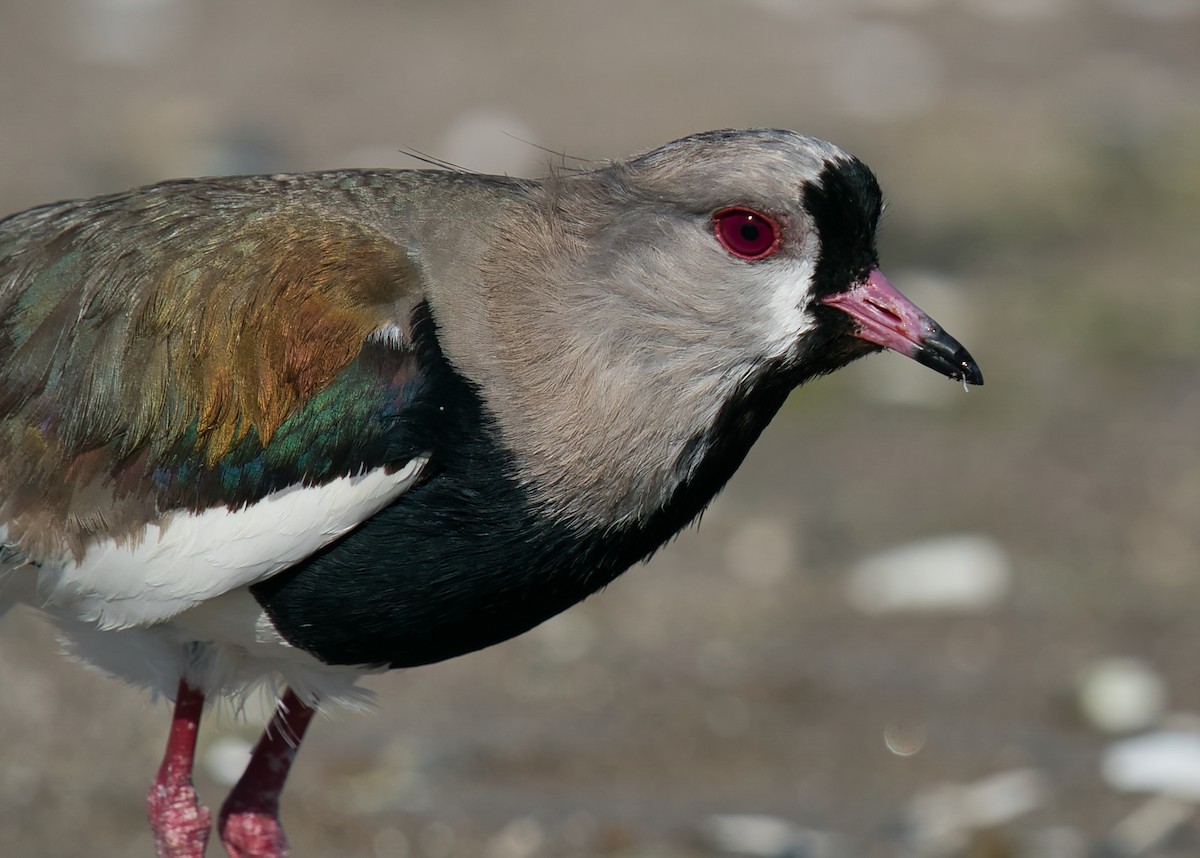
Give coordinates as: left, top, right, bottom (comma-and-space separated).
0, 128, 982, 858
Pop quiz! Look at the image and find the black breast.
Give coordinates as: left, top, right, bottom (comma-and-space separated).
252, 304, 792, 668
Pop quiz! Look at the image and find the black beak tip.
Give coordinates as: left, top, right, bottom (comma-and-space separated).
943, 345, 984, 386
914, 337, 984, 387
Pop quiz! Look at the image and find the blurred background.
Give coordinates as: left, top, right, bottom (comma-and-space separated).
1, 1, 1198, 856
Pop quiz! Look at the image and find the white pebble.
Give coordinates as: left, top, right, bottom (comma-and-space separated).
964, 768, 1049, 829
1103, 731, 1200, 799
845, 534, 1011, 614
908, 769, 1048, 853
1077, 657, 1168, 734
484, 817, 546, 858
701, 814, 838, 858
202, 735, 253, 786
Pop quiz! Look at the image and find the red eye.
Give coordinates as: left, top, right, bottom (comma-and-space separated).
713, 207, 780, 260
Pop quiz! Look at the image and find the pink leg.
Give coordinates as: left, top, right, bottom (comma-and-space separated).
217, 689, 316, 858
147, 679, 213, 858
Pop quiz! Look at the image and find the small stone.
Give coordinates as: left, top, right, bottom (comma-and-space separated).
484, 817, 546, 858
1103, 730, 1200, 799
202, 735, 252, 787
1076, 657, 1168, 734
907, 769, 1048, 853
701, 813, 839, 857
846, 534, 1011, 614
963, 769, 1048, 829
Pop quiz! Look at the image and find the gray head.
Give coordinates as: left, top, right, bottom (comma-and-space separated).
427, 128, 980, 527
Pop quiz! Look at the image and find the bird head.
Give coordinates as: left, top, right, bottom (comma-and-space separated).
555, 128, 982, 389
447, 129, 982, 525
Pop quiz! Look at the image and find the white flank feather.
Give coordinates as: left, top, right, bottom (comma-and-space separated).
38, 455, 430, 630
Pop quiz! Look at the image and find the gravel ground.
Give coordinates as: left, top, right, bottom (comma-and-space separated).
2, 2, 1199, 856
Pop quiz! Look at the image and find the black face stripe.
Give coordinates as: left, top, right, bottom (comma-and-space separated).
769, 156, 888, 380
802, 157, 884, 298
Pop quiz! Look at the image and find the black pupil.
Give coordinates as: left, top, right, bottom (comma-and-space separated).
740, 222, 759, 242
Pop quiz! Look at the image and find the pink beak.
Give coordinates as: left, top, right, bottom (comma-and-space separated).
822, 268, 983, 385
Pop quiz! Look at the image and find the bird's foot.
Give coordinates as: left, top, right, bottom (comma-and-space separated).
218, 800, 290, 858
147, 781, 212, 858
214, 689, 314, 857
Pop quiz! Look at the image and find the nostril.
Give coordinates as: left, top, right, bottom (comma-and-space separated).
865, 298, 904, 325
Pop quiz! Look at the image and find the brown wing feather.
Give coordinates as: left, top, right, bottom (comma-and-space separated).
0, 177, 422, 557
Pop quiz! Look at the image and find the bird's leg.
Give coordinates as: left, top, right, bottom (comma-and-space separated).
147, 679, 212, 858
217, 689, 316, 858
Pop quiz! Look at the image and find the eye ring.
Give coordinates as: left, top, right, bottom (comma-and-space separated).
713, 207, 781, 261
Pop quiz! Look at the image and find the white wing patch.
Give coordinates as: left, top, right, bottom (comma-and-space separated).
38, 455, 431, 630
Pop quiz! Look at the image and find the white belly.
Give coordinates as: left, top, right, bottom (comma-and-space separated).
1, 455, 430, 706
